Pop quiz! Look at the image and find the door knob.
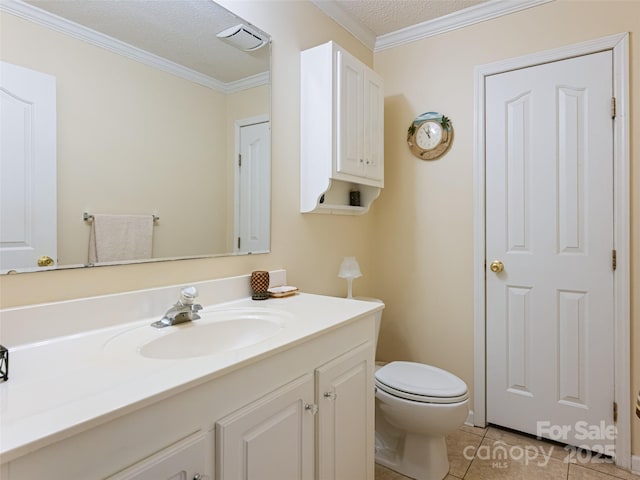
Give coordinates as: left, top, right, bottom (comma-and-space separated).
489, 260, 504, 273
37, 256, 54, 267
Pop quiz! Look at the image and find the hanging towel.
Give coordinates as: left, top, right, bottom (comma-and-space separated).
88, 214, 153, 264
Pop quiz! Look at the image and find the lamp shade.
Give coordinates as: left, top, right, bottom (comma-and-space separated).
338, 256, 362, 279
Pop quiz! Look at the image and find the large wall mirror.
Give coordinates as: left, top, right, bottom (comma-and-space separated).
0, 0, 271, 274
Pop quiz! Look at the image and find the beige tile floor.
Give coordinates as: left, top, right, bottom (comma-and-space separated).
375, 425, 638, 480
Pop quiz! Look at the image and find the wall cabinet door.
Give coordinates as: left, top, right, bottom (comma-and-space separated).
362, 70, 384, 182
336, 50, 384, 183
216, 374, 315, 480
316, 342, 374, 480
106, 431, 210, 480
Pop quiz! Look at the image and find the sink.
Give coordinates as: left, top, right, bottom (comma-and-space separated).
104, 307, 289, 360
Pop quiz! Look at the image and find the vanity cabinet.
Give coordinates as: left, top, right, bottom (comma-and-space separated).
216, 374, 315, 479
216, 342, 374, 480
301, 41, 384, 214
106, 431, 211, 480
316, 342, 373, 480
2, 308, 376, 480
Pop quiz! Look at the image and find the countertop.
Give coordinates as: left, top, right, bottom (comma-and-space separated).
0, 293, 382, 464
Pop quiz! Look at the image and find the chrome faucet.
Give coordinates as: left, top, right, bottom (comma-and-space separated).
152, 286, 203, 328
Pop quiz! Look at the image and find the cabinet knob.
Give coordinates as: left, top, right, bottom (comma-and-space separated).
304, 403, 318, 415
323, 391, 337, 400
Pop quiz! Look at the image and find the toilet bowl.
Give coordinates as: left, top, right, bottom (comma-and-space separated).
355, 297, 469, 480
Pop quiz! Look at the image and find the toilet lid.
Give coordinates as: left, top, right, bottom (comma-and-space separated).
375, 361, 469, 404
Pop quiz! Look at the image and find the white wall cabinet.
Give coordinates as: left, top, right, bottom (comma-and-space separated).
301, 41, 384, 214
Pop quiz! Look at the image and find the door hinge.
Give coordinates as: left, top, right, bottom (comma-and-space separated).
238, 154, 242, 167
611, 97, 617, 119
237, 237, 241, 249
613, 401, 618, 423
612, 249, 617, 271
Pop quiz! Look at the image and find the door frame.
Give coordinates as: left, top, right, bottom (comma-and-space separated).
473, 33, 630, 468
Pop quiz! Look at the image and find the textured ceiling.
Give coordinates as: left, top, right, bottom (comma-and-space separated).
19, 0, 490, 83
334, 0, 489, 36
23, 0, 270, 84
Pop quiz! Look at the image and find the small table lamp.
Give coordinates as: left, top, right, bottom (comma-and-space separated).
338, 256, 362, 299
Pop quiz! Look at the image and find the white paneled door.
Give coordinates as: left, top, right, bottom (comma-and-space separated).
236, 120, 270, 254
0, 61, 57, 272
485, 51, 615, 453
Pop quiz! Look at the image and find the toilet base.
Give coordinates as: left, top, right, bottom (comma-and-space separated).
375, 431, 449, 480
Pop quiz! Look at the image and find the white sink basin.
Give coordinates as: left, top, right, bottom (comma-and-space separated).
104, 307, 289, 360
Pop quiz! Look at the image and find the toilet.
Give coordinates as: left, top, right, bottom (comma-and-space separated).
356, 297, 469, 480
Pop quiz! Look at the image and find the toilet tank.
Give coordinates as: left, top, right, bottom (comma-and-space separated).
354, 297, 384, 348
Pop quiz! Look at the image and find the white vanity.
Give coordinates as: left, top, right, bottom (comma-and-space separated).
0, 271, 381, 479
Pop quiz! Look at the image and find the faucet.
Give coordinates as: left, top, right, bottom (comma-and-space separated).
152, 286, 203, 328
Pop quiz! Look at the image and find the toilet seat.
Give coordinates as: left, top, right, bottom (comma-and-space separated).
375, 361, 469, 404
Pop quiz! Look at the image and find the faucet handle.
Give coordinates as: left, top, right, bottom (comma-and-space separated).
180, 286, 199, 305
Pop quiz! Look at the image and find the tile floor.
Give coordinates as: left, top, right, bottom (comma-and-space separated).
375, 425, 638, 480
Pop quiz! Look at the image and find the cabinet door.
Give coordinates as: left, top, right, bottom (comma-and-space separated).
316, 342, 374, 480
106, 431, 210, 480
336, 49, 364, 178
216, 374, 315, 480
363, 69, 384, 182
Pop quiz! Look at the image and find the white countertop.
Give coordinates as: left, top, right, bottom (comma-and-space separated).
0, 292, 382, 464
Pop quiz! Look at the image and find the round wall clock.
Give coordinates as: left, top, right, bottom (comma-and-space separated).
407, 112, 454, 160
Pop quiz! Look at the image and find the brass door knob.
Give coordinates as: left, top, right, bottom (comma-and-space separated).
489, 260, 504, 273
37, 256, 54, 267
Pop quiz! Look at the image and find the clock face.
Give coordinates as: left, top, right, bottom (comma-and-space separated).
415, 122, 442, 150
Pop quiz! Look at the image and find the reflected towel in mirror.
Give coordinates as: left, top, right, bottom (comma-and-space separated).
88, 214, 153, 263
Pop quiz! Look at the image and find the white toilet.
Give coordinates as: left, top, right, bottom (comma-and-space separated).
357, 297, 469, 480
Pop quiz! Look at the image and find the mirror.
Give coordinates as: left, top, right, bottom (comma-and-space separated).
0, 0, 271, 274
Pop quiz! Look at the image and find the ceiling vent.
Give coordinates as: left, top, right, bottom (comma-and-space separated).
216, 24, 267, 51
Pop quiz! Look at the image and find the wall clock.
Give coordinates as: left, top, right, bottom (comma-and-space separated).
407, 112, 454, 160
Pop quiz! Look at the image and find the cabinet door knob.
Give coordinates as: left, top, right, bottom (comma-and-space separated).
323, 391, 336, 400
304, 403, 318, 415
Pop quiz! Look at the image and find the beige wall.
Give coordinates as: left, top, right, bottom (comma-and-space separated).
372, 0, 639, 457
2, 0, 638, 460
1, 12, 230, 264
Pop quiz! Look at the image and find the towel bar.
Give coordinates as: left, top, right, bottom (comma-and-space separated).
83, 212, 159, 222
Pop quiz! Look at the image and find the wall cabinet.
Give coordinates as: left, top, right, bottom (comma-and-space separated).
301, 41, 384, 214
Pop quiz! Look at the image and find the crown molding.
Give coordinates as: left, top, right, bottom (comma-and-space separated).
0, 0, 267, 93
375, 0, 554, 51
310, 0, 377, 50
225, 71, 270, 94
